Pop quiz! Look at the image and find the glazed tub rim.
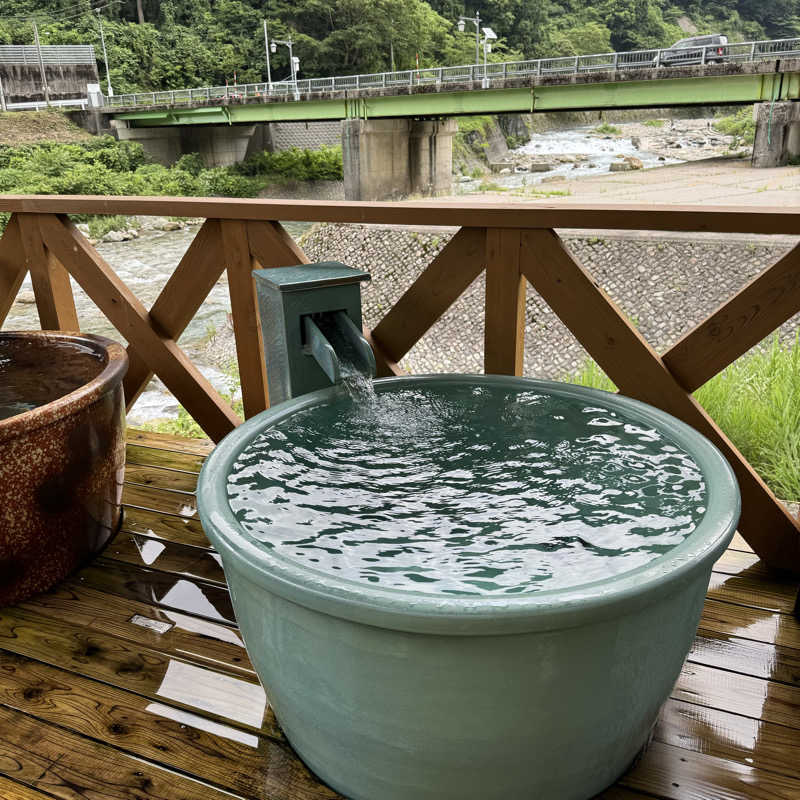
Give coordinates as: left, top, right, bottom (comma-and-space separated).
198, 374, 741, 636
0, 330, 128, 443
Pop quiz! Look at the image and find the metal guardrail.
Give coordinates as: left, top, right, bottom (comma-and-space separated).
0, 45, 96, 66
105, 36, 800, 109
5, 97, 88, 111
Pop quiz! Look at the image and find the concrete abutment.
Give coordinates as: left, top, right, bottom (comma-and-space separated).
752, 102, 800, 168
114, 122, 257, 167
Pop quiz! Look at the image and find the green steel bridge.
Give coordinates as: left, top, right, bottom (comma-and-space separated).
105, 41, 800, 127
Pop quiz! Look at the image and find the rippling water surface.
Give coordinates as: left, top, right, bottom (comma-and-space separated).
227, 384, 707, 596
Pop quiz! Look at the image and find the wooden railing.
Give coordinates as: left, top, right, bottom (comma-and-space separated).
1, 195, 798, 573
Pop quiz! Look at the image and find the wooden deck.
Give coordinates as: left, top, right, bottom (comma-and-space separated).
0, 428, 798, 800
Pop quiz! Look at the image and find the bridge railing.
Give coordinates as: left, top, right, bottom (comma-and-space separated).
104, 36, 800, 109
0, 195, 799, 570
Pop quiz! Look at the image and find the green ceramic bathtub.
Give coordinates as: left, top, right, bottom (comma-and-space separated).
197, 375, 740, 800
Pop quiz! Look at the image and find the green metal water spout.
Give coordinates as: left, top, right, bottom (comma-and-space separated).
253, 262, 374, 406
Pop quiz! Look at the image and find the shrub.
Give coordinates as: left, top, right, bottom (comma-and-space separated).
713, 107, 756, 147
594, 123, 621, 135
175, 152, 206, 176
235, 145, 343, 181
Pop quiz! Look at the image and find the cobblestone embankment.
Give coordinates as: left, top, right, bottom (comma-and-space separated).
293, 224, 799, 379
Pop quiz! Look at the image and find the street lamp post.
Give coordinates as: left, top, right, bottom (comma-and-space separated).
481, 27, 497, 89
263, 20, 272, 91
96, 9, 113, 97
270, 36, 299, 100
456, 10, 481, 65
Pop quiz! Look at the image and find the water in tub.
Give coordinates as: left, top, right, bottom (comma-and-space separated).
0, 338, 104, 420
227, 383, 707, 596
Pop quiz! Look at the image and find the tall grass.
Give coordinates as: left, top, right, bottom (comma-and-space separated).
566, 335, 800, 501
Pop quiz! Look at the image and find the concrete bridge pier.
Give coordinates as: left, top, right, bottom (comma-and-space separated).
114, 122, 256, 167
342, 118, 457, 201
752, 102, 800, 168
113, 124, 182, 165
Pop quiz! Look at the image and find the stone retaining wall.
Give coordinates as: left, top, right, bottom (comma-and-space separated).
268, 121, 341, 151
300, 224, 799, 379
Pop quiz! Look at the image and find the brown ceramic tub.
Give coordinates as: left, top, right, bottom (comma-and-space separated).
0, 331, 127, 606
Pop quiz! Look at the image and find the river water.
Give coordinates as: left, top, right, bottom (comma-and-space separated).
456, 125, 684, 192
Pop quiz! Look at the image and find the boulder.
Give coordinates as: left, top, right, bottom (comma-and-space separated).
101, 229, 130, 243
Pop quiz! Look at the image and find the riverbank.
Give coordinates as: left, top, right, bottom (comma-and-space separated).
448, 157, 800, 206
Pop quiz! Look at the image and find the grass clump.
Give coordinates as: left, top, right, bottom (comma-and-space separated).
87, 215, 132, 239
713, 107, 756, 148
644, 119, 665, 128
566, 335, 800, 500
594, 123, 622, 135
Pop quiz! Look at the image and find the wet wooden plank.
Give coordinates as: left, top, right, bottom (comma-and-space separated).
18, 581, 253, 677
107, 532, 227, 587
0, 775, 57, 800
700, 598, 800, 650
122, 505, 210, 549
0, 607, 262, 725
0, 652, 329, 799
674, 661, 800, 730
81, 559, 236, 625
127, 427, 214, 456
126, 442, 205, 473
730, 533, 754, 553
0, 705, 248, 800
123, 482, 199, 518
690, 631, 800, 687
656, 698, 800, 780
125, 463, 199, 493
621, 739, 800, 800
707, 570, 799, 615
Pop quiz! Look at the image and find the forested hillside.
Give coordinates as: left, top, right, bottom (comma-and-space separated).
1, 1, 798, 93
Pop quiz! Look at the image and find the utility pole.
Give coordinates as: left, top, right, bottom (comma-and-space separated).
0, 76, 6, 112
96, 9, 113, 97
32, 20, 50, 106
263, 20, 272, 89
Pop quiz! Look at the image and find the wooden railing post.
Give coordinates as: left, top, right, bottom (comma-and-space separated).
484, 228, 525, 375
220, 219, 269, 418
0, 215, 27, 327
18, 213, 78, 331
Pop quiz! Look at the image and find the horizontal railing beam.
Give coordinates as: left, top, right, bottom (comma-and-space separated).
0, 196, 799, 235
